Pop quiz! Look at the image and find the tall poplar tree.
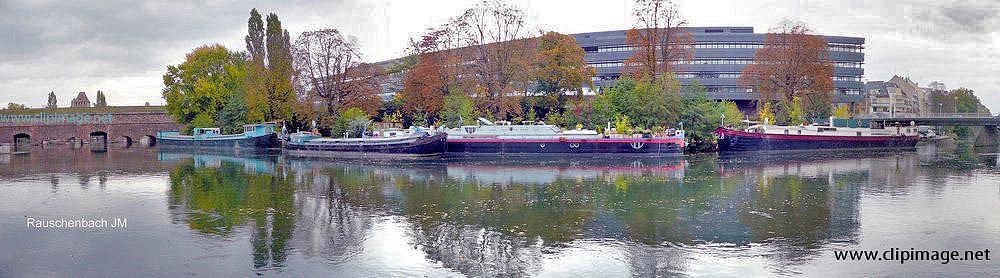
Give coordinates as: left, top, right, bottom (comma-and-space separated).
95, 90, 108, 107
243, 9, 295, 123
46, 92, 57, 108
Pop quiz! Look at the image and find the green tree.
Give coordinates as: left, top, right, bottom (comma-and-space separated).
5, 102, 28, 110
787, 96, 804, 124
46, 92, 57, 108
679, 83, 746, 151
333, 107, 369, 138
95, 90, 108, 107
802, 92, 832, 121
592, 75, 682, 131
439, 90, 475, 128
162, 44, 248, 133
243, 9, 295, 124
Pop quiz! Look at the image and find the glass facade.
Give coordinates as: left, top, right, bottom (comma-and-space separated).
573, 26, 866, 104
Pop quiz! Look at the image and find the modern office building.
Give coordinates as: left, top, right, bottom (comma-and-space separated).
377, 26, 866, 110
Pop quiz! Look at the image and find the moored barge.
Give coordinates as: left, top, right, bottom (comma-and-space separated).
446, 118, 685, 156
284, 127, 447, 159
157, 123, 281, 149
714, 118, 919, 152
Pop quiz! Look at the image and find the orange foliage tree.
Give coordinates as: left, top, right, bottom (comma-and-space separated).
532, 31, 595, 115
292, 28, 384, 119
623, 0, 694, 79
739, 23, 834, 104
399, 23, 468, 122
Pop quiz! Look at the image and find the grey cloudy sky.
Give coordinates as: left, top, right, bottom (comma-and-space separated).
1, 0, 997, 110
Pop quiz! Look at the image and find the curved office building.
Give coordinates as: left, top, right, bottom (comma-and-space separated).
378, 26, 866, 109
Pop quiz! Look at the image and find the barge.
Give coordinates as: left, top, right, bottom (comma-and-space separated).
446, 118, 685, 156
714, 118, 919, 152
284, 127, 447, 159
157, 123, 281, 149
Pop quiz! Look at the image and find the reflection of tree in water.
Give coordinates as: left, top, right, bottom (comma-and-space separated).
287, 165, 390, 263
396, 176, 590, 276
166, 158, 296, 269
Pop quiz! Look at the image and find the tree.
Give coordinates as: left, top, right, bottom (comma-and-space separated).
833, 105, 851, 118
802, 91, 832, 120
95, 90, 107, 107
623, 0, 694, 78
400, 53, 448, 121
787, 96, 804, 124
265, 13, 295, 121
454, 0, 536, 119
333, 107, 369, 138
292, 28, 384, 125
46, 92, 57, 108
532, 31, 595, 117
162, 44, 248, 133
399, 20, 472, 124
243, 9, 295, 123
439, 90, 475, 128
5, 102, 28, 110
739, 22, 834, 113
592, 75, 682, 130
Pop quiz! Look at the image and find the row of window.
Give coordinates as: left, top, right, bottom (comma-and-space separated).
675, 72, 743, 79
590, 60, 862, 68
833, 76, 863, 82
591, 72, 863, 81
592, 43, 864, 53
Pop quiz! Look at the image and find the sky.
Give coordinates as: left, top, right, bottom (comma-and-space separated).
0, 0, 997, 110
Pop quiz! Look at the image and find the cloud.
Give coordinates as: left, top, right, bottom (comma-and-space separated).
0, 0, 996, 111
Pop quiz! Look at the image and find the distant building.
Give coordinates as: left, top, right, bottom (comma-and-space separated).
70, 92, 91, 108
864, 81, 917, 117
373, 26, 866, 111
887, 75, 925, 116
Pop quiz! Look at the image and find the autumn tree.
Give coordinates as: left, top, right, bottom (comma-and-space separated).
623, 0, 694, 79
399, 23, 467, 122
739, 22, 834, 119
46, 92, 57, 108
532, 31, 595, 117
292, 28, 384, 129
454, 0, 536, 119
244, 9, 295, 123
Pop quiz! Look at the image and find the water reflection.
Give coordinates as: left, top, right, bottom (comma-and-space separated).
163, 154, 295, 269
159, 151, 930, 276
2, 144, 995, 276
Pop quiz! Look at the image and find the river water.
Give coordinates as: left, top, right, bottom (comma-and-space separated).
0, 144, 997, 277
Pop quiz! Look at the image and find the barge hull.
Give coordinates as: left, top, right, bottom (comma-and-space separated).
715, 128, 919, 152
285, 133, 447, 158
446, 139, 684, 156
158, 134, 281, 149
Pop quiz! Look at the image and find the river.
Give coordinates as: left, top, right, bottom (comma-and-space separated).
0, 144, 997, 277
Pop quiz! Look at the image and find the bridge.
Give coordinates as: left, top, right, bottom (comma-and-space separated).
0, 106, 182, 151
862, 113, 1000, 127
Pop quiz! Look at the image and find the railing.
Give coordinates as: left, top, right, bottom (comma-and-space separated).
864, 113, 997, 119
915, 113, 997, 118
